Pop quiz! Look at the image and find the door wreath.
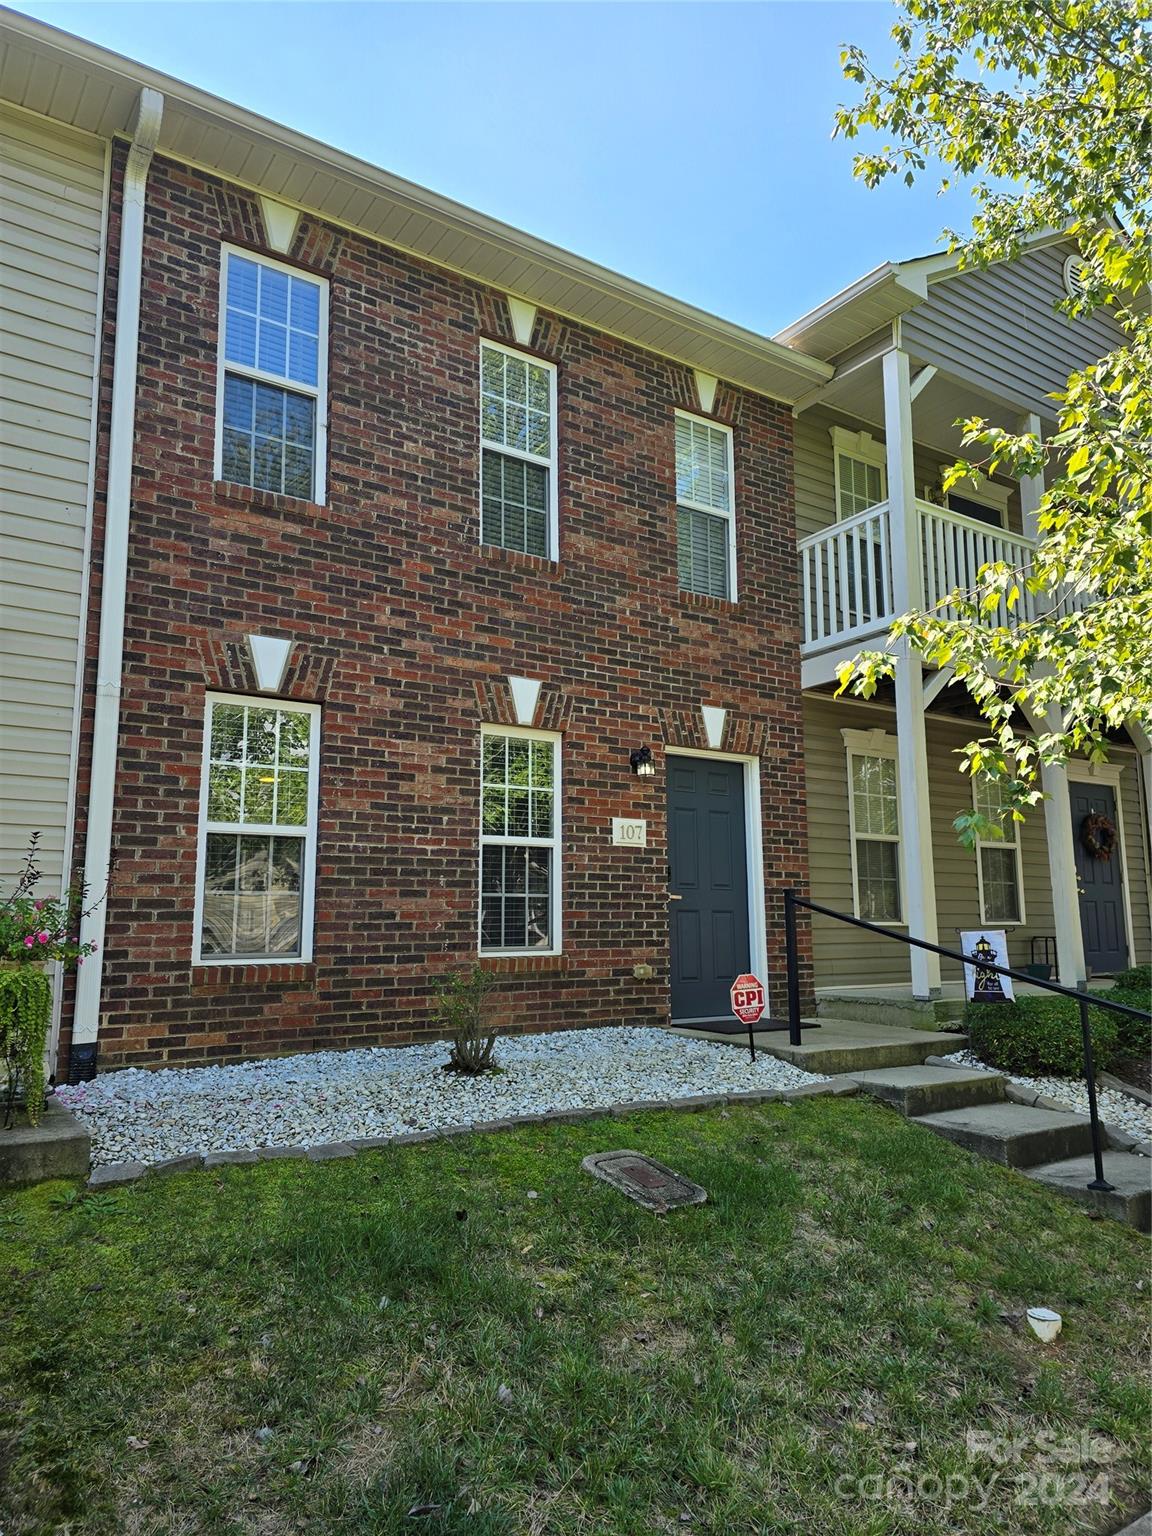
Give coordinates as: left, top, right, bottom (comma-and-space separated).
1080, 811, 1118, 861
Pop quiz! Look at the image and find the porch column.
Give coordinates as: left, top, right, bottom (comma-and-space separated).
1032, 706, 1087, 988
1018, 412, 1045, 542
883, 348, 941, 996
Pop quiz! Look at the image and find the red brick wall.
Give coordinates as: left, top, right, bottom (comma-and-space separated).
66, 149, 812, 1071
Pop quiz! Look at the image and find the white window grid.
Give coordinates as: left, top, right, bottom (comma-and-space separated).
674, 410, 736, 600
479, 340, 559, 560
478, 724, 562, 956
193, 693, 322, 965
846, 743, 904, 925
973, 775, 1026, 926
214, 245, 329, 505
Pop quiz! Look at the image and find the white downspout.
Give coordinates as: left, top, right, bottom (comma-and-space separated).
70, 87, 164, 1078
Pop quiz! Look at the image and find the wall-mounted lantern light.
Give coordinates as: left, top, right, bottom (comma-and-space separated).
629, 746, 655, 777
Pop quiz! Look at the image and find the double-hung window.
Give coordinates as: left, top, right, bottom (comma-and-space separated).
195, 694, 321, 963
480, 342, 557, 559
217, 248, 328, 503
675, 412, 735, 599
480, 727, 560, 954
846, 735, 902, 923
831, 427, 886, 520
974, 776, 1024, 925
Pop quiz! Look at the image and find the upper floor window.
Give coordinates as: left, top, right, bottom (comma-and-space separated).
831, 427, 886, 520
480, 342, 557, 559
973, 775, 1024, 925
216, 249, 328, 503
675, 412, 735, 599
195, 694, 321, 963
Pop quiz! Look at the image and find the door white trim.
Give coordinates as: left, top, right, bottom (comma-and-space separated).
1067, 763, 1137, 972
665, 746, 769, 1016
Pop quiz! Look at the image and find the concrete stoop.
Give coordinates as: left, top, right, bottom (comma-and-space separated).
844, 1063, 1151, 1229
0, 1098, 91, 1184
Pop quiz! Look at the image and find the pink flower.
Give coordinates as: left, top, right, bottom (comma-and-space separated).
37, 931, 50, 944
23, 936, 34, 948
33, 900, 42, 911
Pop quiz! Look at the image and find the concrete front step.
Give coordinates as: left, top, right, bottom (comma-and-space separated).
1024, 1154, 1152, 1232
847, 1065, 1006, 1117
755, 1020, 969, 1076
915, 1103, 1096, 1169
0, 1098, 91, 1185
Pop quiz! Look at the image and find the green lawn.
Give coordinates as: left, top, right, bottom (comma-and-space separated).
0, 1098, 1148, 1535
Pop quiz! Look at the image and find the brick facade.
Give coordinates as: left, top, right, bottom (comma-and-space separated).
65, 148, 812, 1072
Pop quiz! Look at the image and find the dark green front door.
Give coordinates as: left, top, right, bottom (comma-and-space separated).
1071, 782, 1128, 975
667, 756, 751, 1022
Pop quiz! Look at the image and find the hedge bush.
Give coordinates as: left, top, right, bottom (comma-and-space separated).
965, 995, 1120, 1077
1106, 967, 1151, 1057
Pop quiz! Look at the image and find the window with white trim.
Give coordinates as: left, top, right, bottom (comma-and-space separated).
675, 412, 735, 599
217, 249, 327, 502
973, 776, 1024, 925
480, 342, 557, 558
831, 428, 886, 520
195, 695, 320, 962
480, 728, 559, 953
847, 742, 902, 923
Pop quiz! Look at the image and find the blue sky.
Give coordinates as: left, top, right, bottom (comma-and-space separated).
15, 2, 971, 334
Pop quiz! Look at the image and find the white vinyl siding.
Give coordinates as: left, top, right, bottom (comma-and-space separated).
194, 695, 321, 963
675, 412, 735, 599
479, 727, 560, 954
480, 342, 557, 559
974, 775, 1025, 925
215, 248, 328, 503
0, 106, 106, 888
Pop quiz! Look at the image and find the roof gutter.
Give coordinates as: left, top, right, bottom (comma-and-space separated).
70, 85, 164, 1079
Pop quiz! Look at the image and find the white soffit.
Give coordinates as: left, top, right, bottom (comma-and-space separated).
507, 296, 537, 346
248, 634, 293, 693
508, 676, 542, 726
257, 194, 301, 254
701, 706, 727, 750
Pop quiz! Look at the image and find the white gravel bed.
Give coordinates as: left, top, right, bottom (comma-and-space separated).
942, 1049, 1152, 1140
56, 1026, 830, 1169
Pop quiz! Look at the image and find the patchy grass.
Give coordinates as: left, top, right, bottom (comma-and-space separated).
0, 1097, 1148, 1535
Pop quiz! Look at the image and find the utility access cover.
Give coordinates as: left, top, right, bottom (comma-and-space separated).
581, 1150, 707, 1215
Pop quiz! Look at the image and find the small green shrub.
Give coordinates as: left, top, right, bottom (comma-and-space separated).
1105, 969, 1151, 1057
433, 964, 502, 1075
965, 995, 1120, 1078
1112, 965, 1151, 1006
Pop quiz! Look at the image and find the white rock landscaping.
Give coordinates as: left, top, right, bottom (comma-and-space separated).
941, 1049, 1152, 1141
57, 1026, 831, 1171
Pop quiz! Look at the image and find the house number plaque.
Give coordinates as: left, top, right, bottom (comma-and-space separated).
612, 818, 648, 847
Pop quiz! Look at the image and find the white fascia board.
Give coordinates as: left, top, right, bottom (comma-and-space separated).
0, 10, 832, 403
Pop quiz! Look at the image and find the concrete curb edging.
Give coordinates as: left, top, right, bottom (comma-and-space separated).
83, 1078, 859, 1189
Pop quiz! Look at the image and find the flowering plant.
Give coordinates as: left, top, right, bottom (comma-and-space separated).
1, 836, 104, 1126
0, 875, 97, 965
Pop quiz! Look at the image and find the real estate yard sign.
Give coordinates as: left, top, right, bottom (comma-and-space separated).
961, 930, 1015, 1003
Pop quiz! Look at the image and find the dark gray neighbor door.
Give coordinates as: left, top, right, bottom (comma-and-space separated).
667, 756, 751, 1021
1070, 781, 1128, 975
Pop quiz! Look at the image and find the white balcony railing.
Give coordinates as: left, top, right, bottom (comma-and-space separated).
799, 498, 1065, 653
919, 501, 1039, 627
799, 502, 896, 651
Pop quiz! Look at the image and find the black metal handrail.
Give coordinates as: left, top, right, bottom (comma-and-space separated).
783, 889, 1152, 1195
